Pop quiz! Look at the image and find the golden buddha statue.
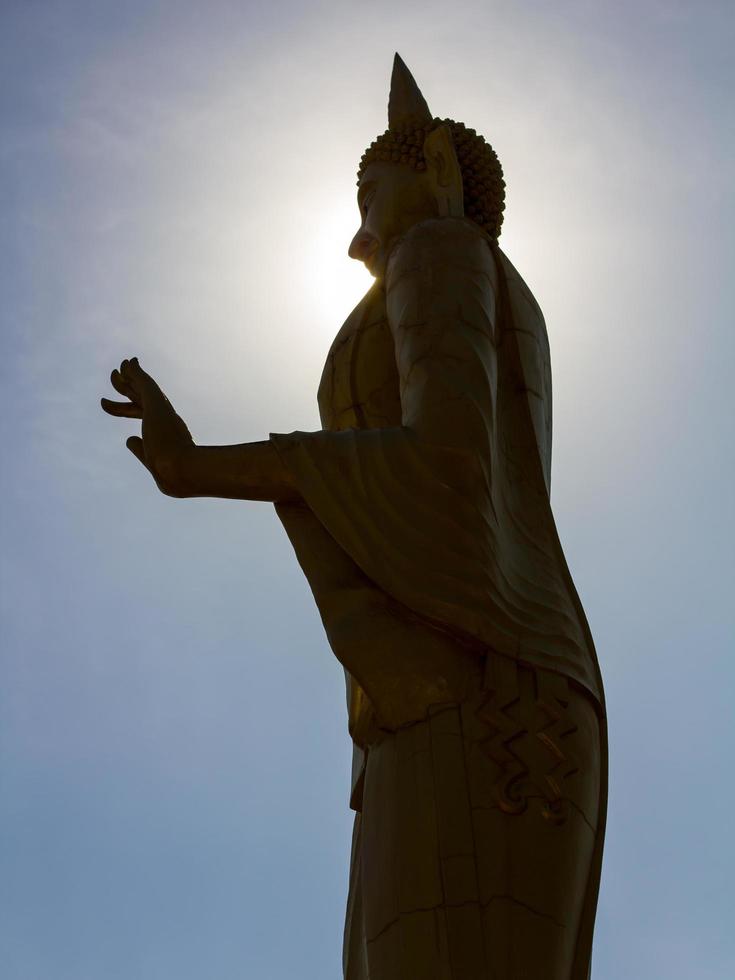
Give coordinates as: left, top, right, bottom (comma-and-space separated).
103, 54, 606, 980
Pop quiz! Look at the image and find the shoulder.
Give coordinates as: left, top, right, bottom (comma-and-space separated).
494, 247, 544, 323
393, 216, 493, 252
386, 217, 496, 284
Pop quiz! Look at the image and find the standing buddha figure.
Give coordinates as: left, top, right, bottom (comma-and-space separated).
102, 54, 607, 980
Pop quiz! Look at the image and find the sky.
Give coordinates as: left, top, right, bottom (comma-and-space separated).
1, 1, 733, 977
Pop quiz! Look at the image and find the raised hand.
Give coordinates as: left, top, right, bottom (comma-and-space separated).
101, 358, 195, 496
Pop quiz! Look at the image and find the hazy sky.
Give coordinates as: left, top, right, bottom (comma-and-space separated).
2, 1, 733, 978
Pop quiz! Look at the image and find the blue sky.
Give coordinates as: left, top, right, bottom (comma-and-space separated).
1, 1, 733, 977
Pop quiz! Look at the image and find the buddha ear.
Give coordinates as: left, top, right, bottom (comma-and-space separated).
423, 124, 464, 218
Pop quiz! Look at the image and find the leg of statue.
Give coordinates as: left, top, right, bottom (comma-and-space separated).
464, 657, 603, 980
347, 653, 603, 980
344, 813, 369, 980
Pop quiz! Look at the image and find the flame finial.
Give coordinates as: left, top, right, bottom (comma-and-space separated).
388, 53, 432, 129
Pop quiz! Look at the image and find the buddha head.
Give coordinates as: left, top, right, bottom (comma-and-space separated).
349, 54, 505, 278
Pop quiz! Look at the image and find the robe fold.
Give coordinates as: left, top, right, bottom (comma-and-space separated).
272, 217, 603, 708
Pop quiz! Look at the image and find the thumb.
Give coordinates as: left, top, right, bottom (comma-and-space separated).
126, 436, 148, 468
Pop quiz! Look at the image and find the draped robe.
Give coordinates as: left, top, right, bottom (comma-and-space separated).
271, 217, 606, 979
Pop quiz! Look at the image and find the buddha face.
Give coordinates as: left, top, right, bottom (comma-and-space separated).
349, 162, 438, 278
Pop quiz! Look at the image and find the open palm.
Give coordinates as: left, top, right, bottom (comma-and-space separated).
101, 357, 194, 495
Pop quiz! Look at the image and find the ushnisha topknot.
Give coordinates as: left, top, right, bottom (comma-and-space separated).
356, 54, 506, 241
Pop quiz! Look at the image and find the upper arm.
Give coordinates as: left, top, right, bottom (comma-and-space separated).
385, 218, 499, 456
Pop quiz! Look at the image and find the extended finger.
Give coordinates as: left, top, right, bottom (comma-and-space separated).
127, 358, 155, 390
100, 397, 143, 418
110, 369, 137, 400
122, 357, 159, 396
121, 356, 145, 380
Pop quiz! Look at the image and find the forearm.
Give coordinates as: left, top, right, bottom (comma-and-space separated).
172, 440, 299, 502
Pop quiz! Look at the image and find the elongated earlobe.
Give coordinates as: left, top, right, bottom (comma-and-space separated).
423, 125, 464, 217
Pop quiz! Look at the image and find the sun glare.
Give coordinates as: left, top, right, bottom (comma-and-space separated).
299, 203, 374, 339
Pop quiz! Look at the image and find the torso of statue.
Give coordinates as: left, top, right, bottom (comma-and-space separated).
317, 282, 401, 433
311, 279, 483, 749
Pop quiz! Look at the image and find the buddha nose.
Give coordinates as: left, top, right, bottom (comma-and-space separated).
349, 230, 377, 263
